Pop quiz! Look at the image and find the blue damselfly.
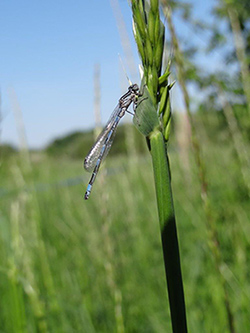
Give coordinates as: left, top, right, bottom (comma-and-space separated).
84, 84, 140, 200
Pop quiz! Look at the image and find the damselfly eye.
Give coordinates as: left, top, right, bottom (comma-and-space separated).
132, 83, 139, 92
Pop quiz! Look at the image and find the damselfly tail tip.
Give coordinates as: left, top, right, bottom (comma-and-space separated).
84, 192, 89, 200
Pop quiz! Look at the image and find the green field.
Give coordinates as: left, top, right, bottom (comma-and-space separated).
1, 118, 250, 332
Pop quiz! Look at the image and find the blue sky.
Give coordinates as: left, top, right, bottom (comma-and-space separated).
0, 0, 219, 149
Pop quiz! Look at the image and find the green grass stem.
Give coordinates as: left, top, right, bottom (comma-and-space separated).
131, 1, 188, 331
150, 129, 188, 332
161, 2, 236, 332
227, 5, 250, 116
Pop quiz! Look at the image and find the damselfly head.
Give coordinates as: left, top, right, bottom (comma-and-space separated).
130, 83, 139, 93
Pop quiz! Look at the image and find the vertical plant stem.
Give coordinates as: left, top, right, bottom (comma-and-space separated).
109, 0, 138, 160
93, 64, 125, 333
162, 3, 235, 332
150, 128, 188, 332
110, 0, 138, 80
131, 0, 188, 331
94, 64, 102, 134
218, 85, 250, 196
0, 90, 2, 156
9, 88, 61, 330
227, 5, 250, 115
9, 201, 27, 332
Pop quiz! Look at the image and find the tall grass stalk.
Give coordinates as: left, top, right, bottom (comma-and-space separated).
131, 1, 187, 331
110, 0, 138, 80
9, 88, 31, 171
93, 64, 125, 333
9, 169, 49, 333
0, 89, 2, 155
110, 0, 139, 162
9, 200, 27, 332
218, 85, 250, 196
93, 64, 102, 134
8, 90, 60, 331
161, 3, 236, 332
175, 113, 191, 184
226, 5, 250, 115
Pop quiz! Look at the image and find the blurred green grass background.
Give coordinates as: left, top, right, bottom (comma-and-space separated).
1, 111, 250, 332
